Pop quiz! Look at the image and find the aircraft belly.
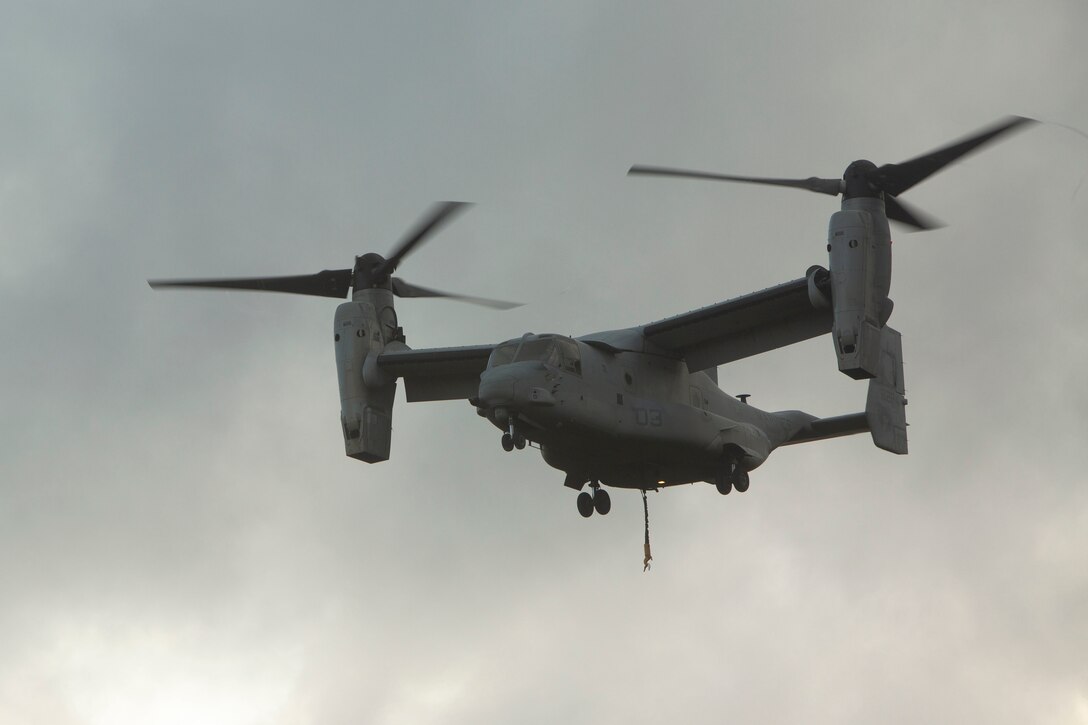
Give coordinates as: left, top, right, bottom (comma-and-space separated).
533, 399, 731, 489
483, 366, 775, 488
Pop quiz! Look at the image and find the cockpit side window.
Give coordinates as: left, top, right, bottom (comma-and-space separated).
555, 337, 582, 375
489, 343, 518, 367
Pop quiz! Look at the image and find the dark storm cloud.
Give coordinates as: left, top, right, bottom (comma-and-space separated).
1, 2, 1086, 723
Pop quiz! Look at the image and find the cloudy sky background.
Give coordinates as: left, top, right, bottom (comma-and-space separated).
2, 2, 1087, 723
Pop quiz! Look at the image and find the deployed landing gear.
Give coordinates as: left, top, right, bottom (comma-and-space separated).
594, 487, 612, 515
734, 469, 750, 493
716, 460, 750, 495
577, 481, 611, 517
500, 421, 526, 452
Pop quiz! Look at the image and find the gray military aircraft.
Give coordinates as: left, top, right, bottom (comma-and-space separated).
151, 116, 1034, 519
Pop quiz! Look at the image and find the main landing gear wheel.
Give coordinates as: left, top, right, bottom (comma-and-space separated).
716, 460, 750, 495
593, 488, 611, 515
733, 469, 750, 493
577, 482, 611, 517
501, 432, 514, 452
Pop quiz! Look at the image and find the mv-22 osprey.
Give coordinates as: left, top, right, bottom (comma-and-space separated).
151, 117, 1034, 519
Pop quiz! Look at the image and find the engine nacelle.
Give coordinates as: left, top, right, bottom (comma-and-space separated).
334, 295, 397, 463
827, 196, 892, 380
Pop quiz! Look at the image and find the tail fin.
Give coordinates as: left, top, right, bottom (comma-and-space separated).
777, 326, 907, 452
866, 326, 908, 454
700, 366, 718, 385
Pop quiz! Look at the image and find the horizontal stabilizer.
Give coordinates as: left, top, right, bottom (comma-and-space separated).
781, 411, 869, 446
778, 326, 907, 452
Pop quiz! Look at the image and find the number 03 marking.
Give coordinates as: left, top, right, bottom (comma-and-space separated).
634, 408, 663, 426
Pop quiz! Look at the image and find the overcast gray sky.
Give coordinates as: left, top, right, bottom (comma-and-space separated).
2, 2, 1087, 723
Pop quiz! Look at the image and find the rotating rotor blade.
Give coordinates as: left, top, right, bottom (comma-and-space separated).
628, 165, 843, 196
148, 269, 353, 298
374, 201, 472, 280
873, 115, 1037, 197
391, 277, 522, 310
884, 195, 943, 232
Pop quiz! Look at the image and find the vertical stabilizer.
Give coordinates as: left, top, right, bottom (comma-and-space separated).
866, 326, 908, 454
701, 366, 718, 385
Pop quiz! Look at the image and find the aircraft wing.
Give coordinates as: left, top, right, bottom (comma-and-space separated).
376, 344, 495, 402
642, 272, 832, 370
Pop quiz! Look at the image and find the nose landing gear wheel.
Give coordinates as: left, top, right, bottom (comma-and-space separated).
716, 479, 732, 495
502, 419, 526, 451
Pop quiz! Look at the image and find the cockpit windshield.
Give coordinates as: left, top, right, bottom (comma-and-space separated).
516, 339, 560, 367
488, 335, 581, 375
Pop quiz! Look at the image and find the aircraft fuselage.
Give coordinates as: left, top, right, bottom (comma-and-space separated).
476, 332, 802, 489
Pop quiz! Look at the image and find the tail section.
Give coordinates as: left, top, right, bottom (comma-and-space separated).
866, 326, 908, 454
778, 325, 907, 453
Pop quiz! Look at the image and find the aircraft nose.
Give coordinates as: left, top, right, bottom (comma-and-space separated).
478, 368, 518, 408
477, 362, 555, 410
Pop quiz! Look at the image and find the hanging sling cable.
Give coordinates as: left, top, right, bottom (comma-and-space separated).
642, 488, 653, 571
